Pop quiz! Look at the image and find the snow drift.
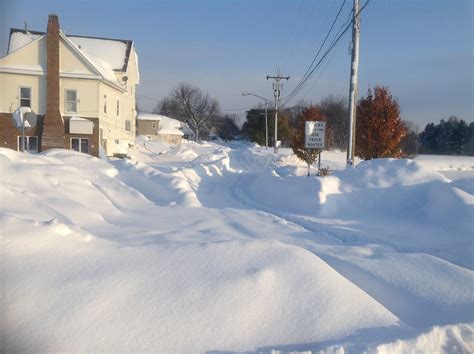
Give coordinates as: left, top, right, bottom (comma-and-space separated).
1, 143, 473, 353
236, 157, 474, 269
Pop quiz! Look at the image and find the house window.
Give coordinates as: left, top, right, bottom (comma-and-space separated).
66, 89, 77, 113
104, 95, 107, 114
20, 87, 31, 107
17, 136, 38, 152
125, 120, 131, 131
71, 137, 89, 153
151, 122, 157, 129
116, 99, 120, 116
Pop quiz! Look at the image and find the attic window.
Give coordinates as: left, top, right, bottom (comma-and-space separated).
116, 99, 120, 116
104, 95, 107, 114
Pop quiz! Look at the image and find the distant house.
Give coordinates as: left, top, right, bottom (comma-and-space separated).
0, 14, 139, 157
136, 113, 161, 137
137, 113, 187, 144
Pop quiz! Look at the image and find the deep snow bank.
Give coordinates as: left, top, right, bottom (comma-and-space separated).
1, 146, 473, 352
1, 148, 402, 352
236, 158, 474, 268
369, 323, 473, 354
2, 216, 401, 351
416, 154, 474, 171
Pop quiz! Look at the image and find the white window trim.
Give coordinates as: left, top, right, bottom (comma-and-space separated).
65, 89, 78, 113
19, 86, 32, 108
70, 137, 89, 153
17, 135, 38, 152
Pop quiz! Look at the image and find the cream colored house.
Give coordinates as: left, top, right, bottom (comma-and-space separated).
0, 14, 139, 157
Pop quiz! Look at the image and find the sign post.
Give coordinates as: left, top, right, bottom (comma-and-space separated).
305, 121, 326, 175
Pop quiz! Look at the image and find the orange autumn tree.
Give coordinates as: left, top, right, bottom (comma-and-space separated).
355, 86, 406, 159
291, 105, 330, 176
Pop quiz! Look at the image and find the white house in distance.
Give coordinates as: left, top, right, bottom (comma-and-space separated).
137, 112, 194, 144
0, 14, 139, 157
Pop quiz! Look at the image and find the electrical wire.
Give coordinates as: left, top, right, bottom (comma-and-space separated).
300, 30, 347, 102
282, 0, 372, 106
221, 107, 253, 112
282, 0, 347, 104
283, 0, 371, 104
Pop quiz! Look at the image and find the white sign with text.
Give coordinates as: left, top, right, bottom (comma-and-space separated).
305, 121, 326, 149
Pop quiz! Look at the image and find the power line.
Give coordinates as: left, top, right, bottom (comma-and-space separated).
284, 0, 371, 104
279, 0, 322, 69
138, 96, 251, 113
298, 14, 351, 102
301, 41, 340, 101
282, 0, 372, 105
221, 107, 252, 112
286, 0, 347, 100
137, 95, 161, 103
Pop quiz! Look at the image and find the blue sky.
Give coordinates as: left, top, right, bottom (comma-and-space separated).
1, 0, 472, 128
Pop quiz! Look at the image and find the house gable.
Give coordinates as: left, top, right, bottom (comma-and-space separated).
0, 35, 46, 73
59, 35, 101, 78
125, 45, 140, 85
0, 33, 101, 80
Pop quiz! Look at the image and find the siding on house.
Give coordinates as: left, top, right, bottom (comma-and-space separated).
137, 119, 160, 136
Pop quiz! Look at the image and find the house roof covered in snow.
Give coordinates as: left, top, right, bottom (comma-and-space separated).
137, 113, 162, 121
137, 113, 184, 136
7, 28, 133, 78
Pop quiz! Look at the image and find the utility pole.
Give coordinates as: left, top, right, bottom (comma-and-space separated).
267, 71, 289, 154
260, 102, 268, 149
346, 0, 361, 167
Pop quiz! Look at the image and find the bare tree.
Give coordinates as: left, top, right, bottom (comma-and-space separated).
155, 83, 220, 141
319, 95, 349, 150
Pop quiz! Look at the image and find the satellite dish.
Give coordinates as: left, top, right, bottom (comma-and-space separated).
122, 76, 129, 82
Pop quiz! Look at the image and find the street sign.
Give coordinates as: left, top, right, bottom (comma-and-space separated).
305, 121, 326, 149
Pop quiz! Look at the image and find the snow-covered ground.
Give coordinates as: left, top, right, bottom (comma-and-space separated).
1, 139, 473, 353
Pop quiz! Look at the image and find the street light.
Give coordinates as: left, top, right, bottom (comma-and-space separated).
241, 92, 272, 149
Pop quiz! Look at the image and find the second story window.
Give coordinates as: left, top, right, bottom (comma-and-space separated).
125, 120, 131, 131
116, 99, 120, 117
104, 95, 107, 114
66, 89, 77, 113
20, 87, 31, 107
